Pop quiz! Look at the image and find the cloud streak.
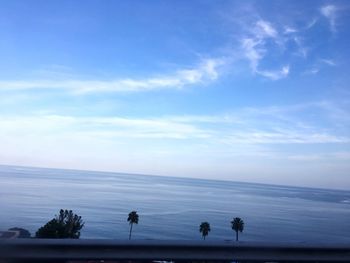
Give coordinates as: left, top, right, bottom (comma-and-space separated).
0, 58, 223, 94
240, 20, 290, 80
256, 66, 290, 80
255, 20, 278, 39
320, 5, 338, 32
0, 100, 348, 144
320, 58, 336, 66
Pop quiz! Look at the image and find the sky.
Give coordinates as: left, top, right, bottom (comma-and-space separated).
0, 0, 349, 189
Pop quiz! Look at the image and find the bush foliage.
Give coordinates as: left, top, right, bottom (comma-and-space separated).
35, 209, 84, 238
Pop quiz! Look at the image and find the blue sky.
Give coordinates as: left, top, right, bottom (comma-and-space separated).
0, 0, 349, 189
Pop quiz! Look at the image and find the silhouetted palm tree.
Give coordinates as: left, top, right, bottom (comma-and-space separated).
199, 222, 211, 240
231, 217, 244, 241
127, 211, 139, 240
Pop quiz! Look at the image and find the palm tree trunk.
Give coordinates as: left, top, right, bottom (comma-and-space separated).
236, 230, 238, 241
129, 223, 133, 240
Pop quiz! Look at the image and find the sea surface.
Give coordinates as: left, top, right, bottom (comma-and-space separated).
0, 165, 349, 243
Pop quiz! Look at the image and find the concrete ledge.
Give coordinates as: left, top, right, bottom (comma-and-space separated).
1, 239, 350, 262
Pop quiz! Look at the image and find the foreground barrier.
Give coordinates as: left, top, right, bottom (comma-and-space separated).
1, 239, 350, 262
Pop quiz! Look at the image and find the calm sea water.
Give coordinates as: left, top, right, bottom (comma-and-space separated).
0, 165, 349, 243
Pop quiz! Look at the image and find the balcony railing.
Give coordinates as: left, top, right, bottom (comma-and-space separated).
1, 239, 350, 262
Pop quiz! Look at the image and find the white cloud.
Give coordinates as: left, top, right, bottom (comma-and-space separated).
287, 152, 350, 161
241, 38, 290, 80
0, 115, 213, 140
0, 58, 223, 94
305, 18, 318, 30
255, 20, 278, 38
241, 38, 265, 71
320, 5, 338, 32
303, 58, 336, 75
177, 58, 221, 84
303, 68, 320, 75
240, 19, 291, 80
320, 58, 336, 66
222, 130, 348, 144
1, 100, 348, 145
256, 65, 290, 80
284, 26, 298, 34
235, 6, 341, 81
321, 5, 337, 18
293, 37, 308, 58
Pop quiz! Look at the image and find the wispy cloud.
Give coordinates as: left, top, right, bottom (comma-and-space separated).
293, 37, 308, 58
222, 130, 348, 144
1, 4, 341, 92
303, 68, 320, 75
0, 58, 223, 94
303, 58, 336, 75
231, 3, 345, 80
288, 152, 350, 161
256, 66, 290, 80
241, 38, 264, 71
305, 18, 318, 30
241, 37, 290, 80
240, 19, 291, 80
320, 5, 338, 32
0, 100, 348, 144
254, 20, 278, 39
283, 26, 298, 34
0, 115, 211, 140
320, 58, 336, 66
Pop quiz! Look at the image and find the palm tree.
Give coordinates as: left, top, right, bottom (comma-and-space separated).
199, 222, 211, 240
127, 211, 139, 240
231, 217, 244, 241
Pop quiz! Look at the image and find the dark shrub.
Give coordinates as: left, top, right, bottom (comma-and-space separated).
36, 209, 84, 238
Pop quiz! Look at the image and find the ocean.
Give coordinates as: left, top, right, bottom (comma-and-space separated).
0, 165, 349, 243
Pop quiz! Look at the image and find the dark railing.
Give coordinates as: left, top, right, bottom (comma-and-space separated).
1, 239, 350, 262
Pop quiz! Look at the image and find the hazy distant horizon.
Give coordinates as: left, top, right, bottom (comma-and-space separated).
1, 163, 349, 191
